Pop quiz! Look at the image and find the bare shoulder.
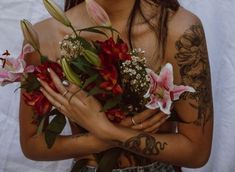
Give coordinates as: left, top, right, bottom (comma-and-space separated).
168, 7, 203, 38
165, 6, 207, 65
34, 18, 61, 58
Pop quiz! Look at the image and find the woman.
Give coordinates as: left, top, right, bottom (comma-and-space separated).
19, 0, 213, 171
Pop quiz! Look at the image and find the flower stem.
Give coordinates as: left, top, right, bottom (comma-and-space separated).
70, 25, 79, 39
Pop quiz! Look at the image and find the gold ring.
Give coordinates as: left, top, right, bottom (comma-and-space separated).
131, 116, 138, 126
62, 90, 69, 97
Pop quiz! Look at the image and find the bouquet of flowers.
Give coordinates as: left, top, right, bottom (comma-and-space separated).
0, 0, 195, 171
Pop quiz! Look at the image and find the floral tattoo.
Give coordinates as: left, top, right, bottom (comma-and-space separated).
175, 23, 213, 128
118, 133, 167, 157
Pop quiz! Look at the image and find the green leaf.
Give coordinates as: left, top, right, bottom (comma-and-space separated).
71, 57, 95, 75
79, 28, 108, 37
82, 74, 99, 89
76, 36, 92, 50
77, 26, 119, 34
87, 86, 107, 96
36, 115, 47, 135
97, 148, 122, 172
71, 159, 89, 172
101, 96, 121, 112
40, 55, 48, 64
23, 75, 40, 92
45, 114, 66, 149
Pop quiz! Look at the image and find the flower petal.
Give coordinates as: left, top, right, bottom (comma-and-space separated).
145, 95, 160, 110
158, 63, 174, 90
85, 0, 111, 26
158, 93, 172, 115
172, 85, 196, 100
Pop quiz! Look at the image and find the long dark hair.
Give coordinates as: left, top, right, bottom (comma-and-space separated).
64, 0, 180, 70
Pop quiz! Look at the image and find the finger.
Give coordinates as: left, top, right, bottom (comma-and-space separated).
120, 117, 133, 127
38, 78, 69, 106
132, 112, 167, 130
145, 115, 170, 133
48, 68, 67, 94
48, 68, 83, 103
132, 109, 158, 125
40, 87, 67, 114
41, 87, 78, 122
48, 68, 88, 103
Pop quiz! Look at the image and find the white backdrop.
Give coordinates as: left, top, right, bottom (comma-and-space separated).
0, 0, 235, 172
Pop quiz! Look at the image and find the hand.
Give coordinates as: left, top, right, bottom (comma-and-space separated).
39, 68, 112, 139
120, 109, 170, 133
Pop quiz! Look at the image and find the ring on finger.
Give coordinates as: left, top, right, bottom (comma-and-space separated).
131, 116, 138, 126
62, 79, 70, 87
62, 90, 69, 97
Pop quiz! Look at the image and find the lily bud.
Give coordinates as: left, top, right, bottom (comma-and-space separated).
85, 0, 111, 26
43, 0, 71, 27
83, 50, 101, 67
20, 19, 40, 51
60, 57, 81, 86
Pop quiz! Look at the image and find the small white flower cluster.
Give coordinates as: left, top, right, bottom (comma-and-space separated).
120, 49, 150, 94
59, 34, 82, 59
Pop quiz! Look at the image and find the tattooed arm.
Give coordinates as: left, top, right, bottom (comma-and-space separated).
102, 9, 213, 168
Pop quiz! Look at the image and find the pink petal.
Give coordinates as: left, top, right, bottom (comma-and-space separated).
24, 65, 35, 73
158, 63, 174, 90
146, 68, 159, 84
145, 95, 160, 109
0, 72, 21, 86
144, 87, 151, 98
172, 85, 196, 100
19, 44, 35, 60
85, 0, 111, 26
145, 68, 158, 96
158, 93, 172, 115
0, 71, 10, 78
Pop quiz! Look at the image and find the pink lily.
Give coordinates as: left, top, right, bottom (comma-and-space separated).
0, 44, 35, 86
144, 63, 195, 115
85, 0, 111, 26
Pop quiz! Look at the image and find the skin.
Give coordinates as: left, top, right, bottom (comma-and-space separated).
20, 0, 213, 169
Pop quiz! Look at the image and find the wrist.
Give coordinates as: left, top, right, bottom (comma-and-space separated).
102, 124, 140, 146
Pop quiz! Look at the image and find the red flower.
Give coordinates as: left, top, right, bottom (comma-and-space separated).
97, 38, 131, 64
105, 108, 126, 123
99, 65, 123, 94
23, 61, 63, 116
97, 38, 130, 94
23, 91, 52, 116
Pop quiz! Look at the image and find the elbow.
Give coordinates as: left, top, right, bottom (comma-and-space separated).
190, 153, 210, 168
20, 139, 43, 161
186, 145, 211, 168
21, 144, 41, 161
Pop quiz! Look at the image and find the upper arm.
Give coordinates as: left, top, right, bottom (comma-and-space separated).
20, 19, 52, 148
165, 7, 213, 156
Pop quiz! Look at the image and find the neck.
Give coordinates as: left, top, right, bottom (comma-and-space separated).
95, 0, 136, 23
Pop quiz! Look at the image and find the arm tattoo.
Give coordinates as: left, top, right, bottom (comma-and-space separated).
118, 133, 167, 157
175, 23, 213, 128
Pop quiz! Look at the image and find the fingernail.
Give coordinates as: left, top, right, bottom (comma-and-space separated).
47, 68, 50, 73
37, 77, 41, 82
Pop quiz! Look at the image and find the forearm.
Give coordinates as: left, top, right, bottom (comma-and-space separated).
21, 132, 111, 161
108, 125, 207, 168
